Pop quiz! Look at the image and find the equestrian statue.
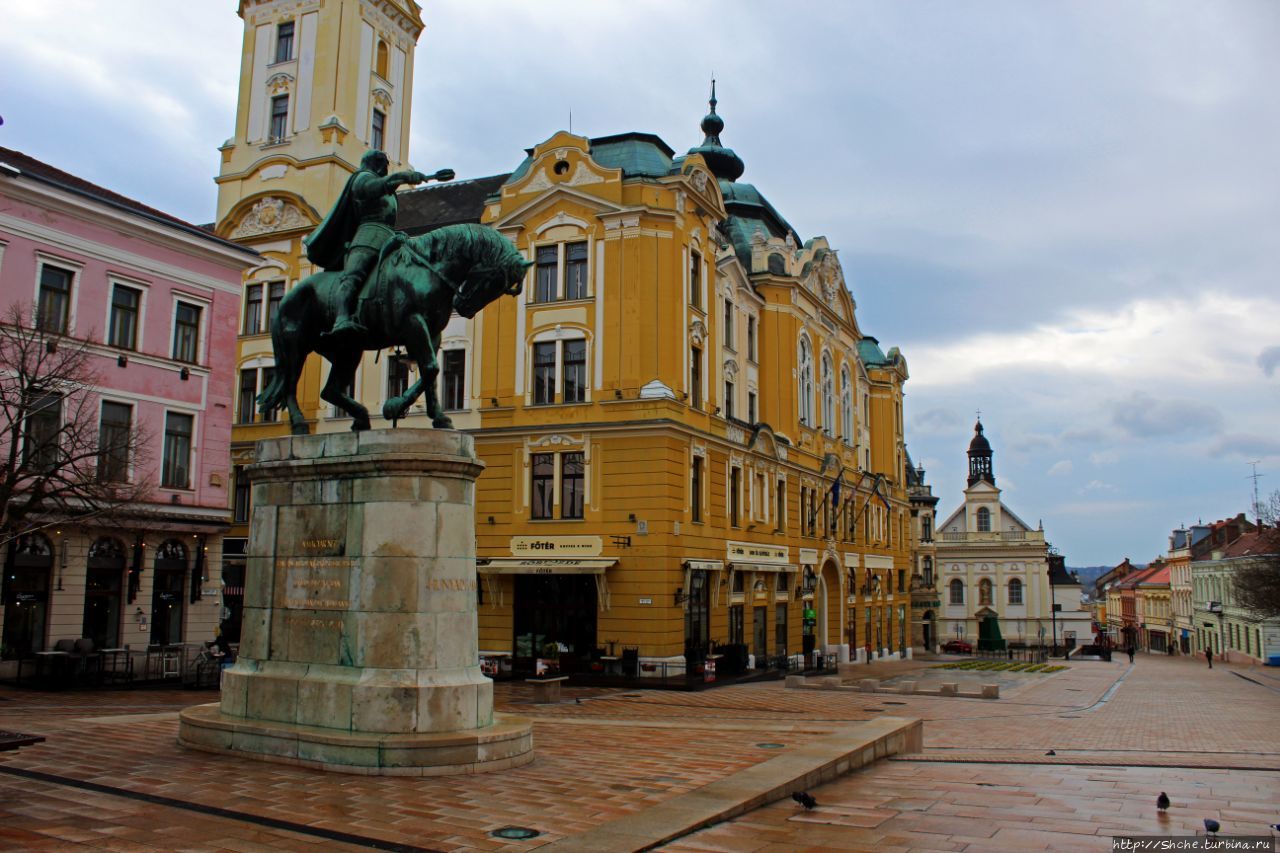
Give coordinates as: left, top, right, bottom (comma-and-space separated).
257, 149, 530, 435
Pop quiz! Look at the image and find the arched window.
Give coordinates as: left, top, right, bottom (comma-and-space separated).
1008, 577, 1023, 605
976, 507, 991, 532
375, 39, 390, 79
978, 578, 993, 606
949, 578, 964, 605
798, 338, 813, 426
840, 365, 853, 444
820, 353, 834, 436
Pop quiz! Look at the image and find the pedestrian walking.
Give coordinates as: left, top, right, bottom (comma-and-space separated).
1127, 646, 1136, 664
1205, 648, 1213, 669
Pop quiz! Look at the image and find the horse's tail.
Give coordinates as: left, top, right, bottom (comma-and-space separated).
256, 350, 289, 416
256, 284, 306, 417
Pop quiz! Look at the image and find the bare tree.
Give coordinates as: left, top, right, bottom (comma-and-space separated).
0, 303, 151, 548
1256, 489, 1280, 526
1230, 529, 1280, 618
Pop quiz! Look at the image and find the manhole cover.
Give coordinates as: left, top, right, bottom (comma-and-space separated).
755, 742, 786, 749
491, 827, 541, 840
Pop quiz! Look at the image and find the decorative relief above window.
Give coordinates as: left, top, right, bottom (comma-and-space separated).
230, 197, 310, 238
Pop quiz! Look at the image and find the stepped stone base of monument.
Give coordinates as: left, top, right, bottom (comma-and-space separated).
177, 430, 532, 775
178, 704, 534, 776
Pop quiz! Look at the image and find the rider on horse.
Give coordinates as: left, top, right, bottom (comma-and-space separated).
303, 150, 453, 348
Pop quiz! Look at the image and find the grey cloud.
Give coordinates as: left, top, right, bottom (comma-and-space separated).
1208, 434, 1280, 460
1258, 346, 1280, 377
912, 407, 961, 433
1111, 392, 1223, 439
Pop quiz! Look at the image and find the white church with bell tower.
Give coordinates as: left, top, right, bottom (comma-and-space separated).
933, 420, 1068, 650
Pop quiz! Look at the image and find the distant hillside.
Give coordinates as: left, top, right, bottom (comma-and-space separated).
1068, 566, 1114, 588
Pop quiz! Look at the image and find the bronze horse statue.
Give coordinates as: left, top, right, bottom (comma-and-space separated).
258, 223, 530, 434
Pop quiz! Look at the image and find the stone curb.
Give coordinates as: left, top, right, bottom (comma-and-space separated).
541, 715, 923, 852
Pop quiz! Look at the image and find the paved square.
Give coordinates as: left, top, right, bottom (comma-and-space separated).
1, 653, 1276, 850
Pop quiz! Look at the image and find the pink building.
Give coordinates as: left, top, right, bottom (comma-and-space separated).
0, 146, 256, 675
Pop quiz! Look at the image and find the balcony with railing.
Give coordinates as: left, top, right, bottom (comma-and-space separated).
938, 530, 1046, 545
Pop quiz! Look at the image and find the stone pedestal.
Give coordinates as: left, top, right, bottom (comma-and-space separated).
178, 431, 533, 775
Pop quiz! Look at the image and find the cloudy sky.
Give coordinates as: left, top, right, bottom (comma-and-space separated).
3, 1, 1277, 564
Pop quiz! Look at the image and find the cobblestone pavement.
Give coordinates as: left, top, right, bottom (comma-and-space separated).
0, 652, 1276, 850
666, 653, 1280, 851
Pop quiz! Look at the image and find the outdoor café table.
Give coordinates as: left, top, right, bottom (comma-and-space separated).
100, 648, 133, 683
29, 650, 71, 685
599, 655, 621, 675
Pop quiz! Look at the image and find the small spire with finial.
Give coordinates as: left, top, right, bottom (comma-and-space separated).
709, 75, 717, 113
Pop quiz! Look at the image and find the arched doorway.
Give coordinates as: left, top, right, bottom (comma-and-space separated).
819, 559, 842, 653
84, 537, 127, 649
150, 539, 188, 645
922, 609, 936, 652
2, 533, 54, 658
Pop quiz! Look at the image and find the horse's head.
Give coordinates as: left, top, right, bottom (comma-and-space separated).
452, 230, 532, 319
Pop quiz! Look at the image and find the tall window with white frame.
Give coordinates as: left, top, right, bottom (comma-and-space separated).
371, 108, 385, 151
821, 353, 834, 437
441, 349, 465, 411
776, 478, 786, 531
747, 390, 757, 424
564, 242, 588, 300
690, 455, 703, 523
723, 379, 734, 419
532, 342, 556, 405
840, 366, 852, 444
161, 412, 193, 489
562, 339, 586, 403
274, 20, 294, 63
729, 466, 741, 528
534, 246, 556, 303
108, 284, 140, 350
233, 465, 251, 524
1008, 578, 1023, 605
36, 264, 72, 334
97, 401, 132, 483
173, 302, 201, 363
949, 578, 964, 605
237, 369, 257, 425
260, 368, 278, 422
269, 95, 289, 142
530, 453, 554, 520
689, 250, 702, 310
798, 338, 813, 427
560, 452, 584, 519
23, 391, 61, 470
386, 354, 410, 401
266, 281, 284, 330
976, 506, 991, 532
243, 284, 263, 335
689, 346, 702, 409
723, 299, 734, 348
746, 315, 757, 361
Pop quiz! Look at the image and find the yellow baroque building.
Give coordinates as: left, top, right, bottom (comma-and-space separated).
210, 2, 915, 677
468, 100, 915, 676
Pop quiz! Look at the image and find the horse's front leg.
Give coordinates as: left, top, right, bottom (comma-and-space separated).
321, 351, 370, 431
382, 318, 439, 425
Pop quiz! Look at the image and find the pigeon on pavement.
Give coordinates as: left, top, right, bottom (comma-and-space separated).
1157, 792, 1170, 812
1204, 818, 1220, 837
792, 791, 817, 810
